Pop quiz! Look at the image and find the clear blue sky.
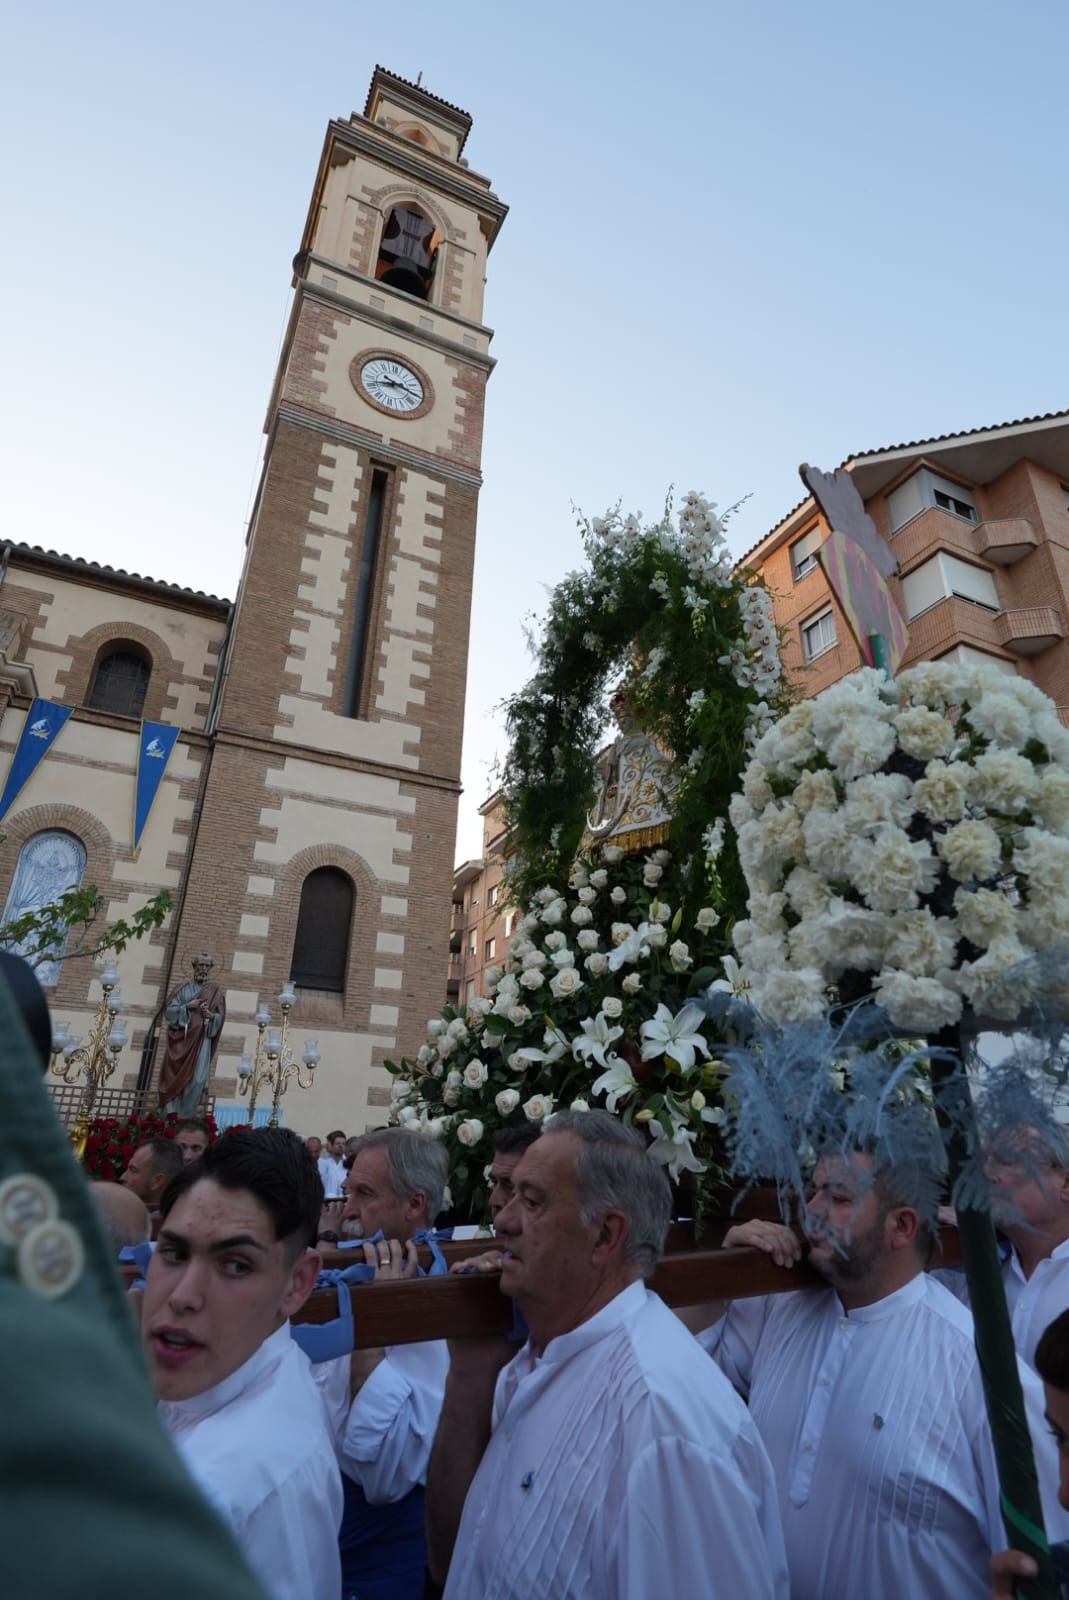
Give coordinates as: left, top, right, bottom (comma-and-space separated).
3, 0, 1067, 858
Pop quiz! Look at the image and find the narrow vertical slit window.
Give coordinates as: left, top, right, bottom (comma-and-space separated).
343, 468, 390, 718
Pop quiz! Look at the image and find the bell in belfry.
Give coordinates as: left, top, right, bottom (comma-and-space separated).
376, 205, 437, 299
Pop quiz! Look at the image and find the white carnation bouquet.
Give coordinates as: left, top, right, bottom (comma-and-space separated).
729, 661, 1069, 1032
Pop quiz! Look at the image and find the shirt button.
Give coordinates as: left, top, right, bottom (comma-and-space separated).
802, 1439, 813, 1451
17, 1219, 84, 1299
0, 1173, 58, 1244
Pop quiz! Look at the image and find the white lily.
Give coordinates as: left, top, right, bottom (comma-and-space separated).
510, 1025, 569, 1069
572, 1012, 625, 1068
706, 954, 750, 998
647, 1116, 707, 1180
591, 1053, 639, 1113
639, 1002, 711, 1074
607, 921, 651, 971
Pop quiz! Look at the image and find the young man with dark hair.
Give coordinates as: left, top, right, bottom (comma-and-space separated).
486, 1124, 541, 1220
319, 1128, 347, 1199
141, 1127, 341, 1600
174, 1117, 211, 1164
120, 1136, 184, 1209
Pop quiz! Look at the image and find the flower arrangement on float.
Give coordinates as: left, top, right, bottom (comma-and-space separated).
727, 660, 1069, 1033
388, 491, 789, 1220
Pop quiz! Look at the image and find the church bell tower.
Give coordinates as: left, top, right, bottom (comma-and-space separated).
168, 69, 507, 1131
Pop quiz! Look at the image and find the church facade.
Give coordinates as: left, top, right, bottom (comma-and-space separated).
0, 68, 507, 1135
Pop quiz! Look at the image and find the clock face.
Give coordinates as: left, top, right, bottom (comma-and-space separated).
360, 357, 425, 413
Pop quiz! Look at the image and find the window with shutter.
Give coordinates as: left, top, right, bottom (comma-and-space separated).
289, 868, 354, 992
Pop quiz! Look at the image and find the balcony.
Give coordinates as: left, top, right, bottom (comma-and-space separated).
973, 518, 1039, 566
995, 607, 1066, 657
890, 507, 1038, 572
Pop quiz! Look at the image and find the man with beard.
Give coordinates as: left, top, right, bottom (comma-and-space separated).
703, 1149, 1062, 1600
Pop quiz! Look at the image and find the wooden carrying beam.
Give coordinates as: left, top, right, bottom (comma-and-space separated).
296, 1232, 963, 1348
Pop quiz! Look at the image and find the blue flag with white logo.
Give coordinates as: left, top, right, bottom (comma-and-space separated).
133, 720, 180, 850
0, 698, 72, 821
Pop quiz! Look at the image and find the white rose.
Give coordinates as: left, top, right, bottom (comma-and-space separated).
523, 1093, 555, 1122
463, 1059, 488, 1088
603, 845, 624, 863
589, 869, 609, 889
536, 885, 561, 904
610, 886, 628, 905
653, 849, 671, 866
484, 965, 503, 987
521, 948, 547, 969
551, 947, 576, 968
544, 931, 567, 951
643, 862, 664, 886
611, 922, 632, 945
416, 1044, 436, 1067
568, 868, 590, 890
601, 996, 624, 1018
495, 1089, 521, 1116
622, 972, 641, 994
669, 939, 693, 971
541, 899, 566, 926
443, 1069, 463, 1106
425, 1117, 447, 1138
585, 952, 609, 975
570, 1098, 590, 1112
426, 1019, 445, 1038
519, 968, 545, 990
577, 928, 599, 951
695, 907, 719, 933
647, 924, 668, 949
457, 1118, 485, 1146
447, 1018, 469, 1042
550, 966, 584, 999
571, 904, 594, 926
507, 1003, 532, 1025
649, 899, 672, 924
578, 886, 598, 905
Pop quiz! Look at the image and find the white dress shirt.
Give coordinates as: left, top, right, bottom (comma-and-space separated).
316, 1337, 449, 1501
444, 1280, 789, 1600
934, 1238, 1069, 1371
318, 1154, 347, 1200
702, 1273, 1062, 1600
159, 1322, 342, 1600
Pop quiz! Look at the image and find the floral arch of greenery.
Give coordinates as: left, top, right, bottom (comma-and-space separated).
499, 493, 785, 923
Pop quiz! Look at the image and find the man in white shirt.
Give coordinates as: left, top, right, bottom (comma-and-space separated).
318, 1129, 347, 1199
937, 1122, 1069, 1371
319, 1126, 451, 1600
707, 1149, 1063, 1600
428, 1109, 789, 1599
141, 1126, 342, 1600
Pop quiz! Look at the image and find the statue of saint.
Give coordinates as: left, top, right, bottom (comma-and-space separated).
584, 692, 678, 854
158, 953, 226, 1117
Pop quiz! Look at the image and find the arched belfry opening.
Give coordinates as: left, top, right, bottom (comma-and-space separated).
375, 204, 438, 301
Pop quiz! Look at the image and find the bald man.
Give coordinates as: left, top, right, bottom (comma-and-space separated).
92, 1182, 151, 1253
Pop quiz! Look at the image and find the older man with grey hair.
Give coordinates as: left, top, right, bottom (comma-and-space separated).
428, 1109, 789, 1599
315, 1126, 450, 1600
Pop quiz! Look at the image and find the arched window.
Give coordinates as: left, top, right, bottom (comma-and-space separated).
374, 204, 438, 301
1, 829, 87, 987
87, 642, 151, 718
289, 867, 354, 992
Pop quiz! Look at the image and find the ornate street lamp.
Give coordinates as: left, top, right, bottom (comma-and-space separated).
237, 982, 319, 1127
50, 961, 128, 1158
